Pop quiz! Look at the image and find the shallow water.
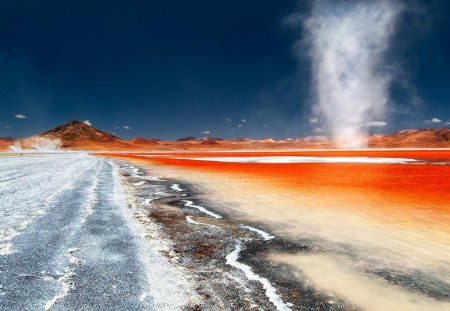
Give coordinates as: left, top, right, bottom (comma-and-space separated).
107, 150, 450, 310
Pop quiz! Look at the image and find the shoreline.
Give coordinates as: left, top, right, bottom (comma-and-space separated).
111, 158, 352, 310
105, 154, 450, 310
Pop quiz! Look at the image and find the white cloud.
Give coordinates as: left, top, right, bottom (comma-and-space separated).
5, 125, 11, 129
83, 120, 92, 126
122, 125, 131, 130
201, 130, 210, 135
115, 126, 120, 129
424, 118, 442, 123
15, 114, 27, 119
226, 118, 232, 122
314, 127, 323, 132
366, 121, 387, 127
237, 124, 242, 128
309, 117, 318, 124
241, 118, 247, 123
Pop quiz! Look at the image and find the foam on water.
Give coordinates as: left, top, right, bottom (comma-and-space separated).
226, 240, 292, 311
182, 200, 222, 219
186, 216, 218, 228
241, 225, 274, 241
170, 184, 184, 192
183, 156, 417, 164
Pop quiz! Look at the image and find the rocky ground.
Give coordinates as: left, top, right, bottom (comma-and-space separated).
116, 160, 350, 311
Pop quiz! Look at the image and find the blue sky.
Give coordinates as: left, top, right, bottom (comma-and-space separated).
0, 0, 449, 139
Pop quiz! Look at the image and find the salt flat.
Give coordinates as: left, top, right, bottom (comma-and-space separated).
0, 153, 191, 311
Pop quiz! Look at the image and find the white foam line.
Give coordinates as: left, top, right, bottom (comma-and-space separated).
170, 184, 184, 192
226, 240, 292, 311
45, 248, 83, 310
182, 200, 222, 219
182, 156, 418, 164
186, 216, 218, 228
131, 175, 167, 182
242, 225, 275, 241
133, 181, 146, 186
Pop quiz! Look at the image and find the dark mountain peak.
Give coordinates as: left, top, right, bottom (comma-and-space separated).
40, 120, 122, 142
177, 136, 198, 142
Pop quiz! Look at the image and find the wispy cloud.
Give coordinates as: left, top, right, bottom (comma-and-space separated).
314, 127, 323, 132
241, 118, 247, 123
309, 118, 318, 124
424, 118, 442, 123
15, 114, 27, 119
366, 121, 387, 127
83, 120, 92, 126
201, 130, 210, 135
226, 118, 232, 122
237, 124, 242, 128
122, 125, 131, 130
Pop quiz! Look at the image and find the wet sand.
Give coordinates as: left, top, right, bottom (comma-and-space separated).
101, 150, 450, 310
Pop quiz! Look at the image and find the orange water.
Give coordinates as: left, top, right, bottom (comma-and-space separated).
109, 151, 450, 230
100, 150, 450, 308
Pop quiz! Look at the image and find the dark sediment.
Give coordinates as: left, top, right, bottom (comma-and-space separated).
113, 159, 450, 310
114, 160, 351, 310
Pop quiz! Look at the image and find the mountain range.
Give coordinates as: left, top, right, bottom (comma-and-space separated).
1, 119, 449, 151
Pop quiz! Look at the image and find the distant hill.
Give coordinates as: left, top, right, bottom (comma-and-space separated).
12, 120, 135, 150
177, 136, 199, 142
369, 128, 450, 148
0, 138, 16, 151
1, 120, 448, 151
39, 120, 134, 149
41, 120, 120, 143
127, 138, 160, 145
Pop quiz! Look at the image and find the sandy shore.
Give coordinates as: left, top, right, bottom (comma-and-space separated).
112, 159, 301, 310
101, 151, 450, 310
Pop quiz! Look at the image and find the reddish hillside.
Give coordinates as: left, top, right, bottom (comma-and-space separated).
0, 138, 16, 151
2, 122, 449, 152
128, 138, 160, 145
369, 128, 450, 148
41, 120, 119, 142
13, 120, 138, 150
